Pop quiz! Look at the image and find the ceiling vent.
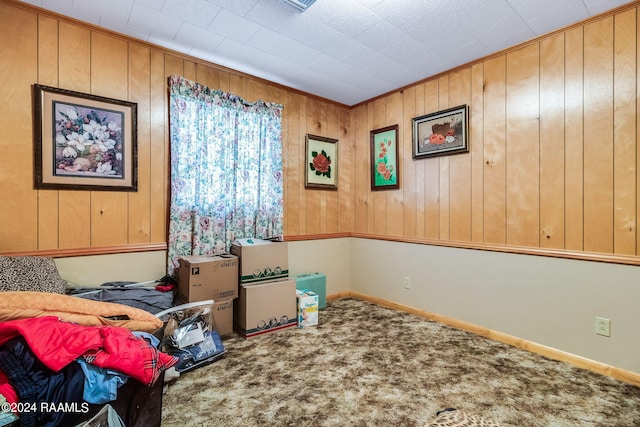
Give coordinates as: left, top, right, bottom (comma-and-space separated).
281, 0, 317, 12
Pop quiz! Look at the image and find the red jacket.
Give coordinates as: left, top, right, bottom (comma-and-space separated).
0, 316, 176, 385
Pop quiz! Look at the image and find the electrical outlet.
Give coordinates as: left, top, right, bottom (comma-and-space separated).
403, 277, 411, 290
595, 317, 611, 337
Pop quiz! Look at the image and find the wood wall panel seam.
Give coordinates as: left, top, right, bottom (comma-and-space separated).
3, 0, 640, 267
288, 233, 640, 266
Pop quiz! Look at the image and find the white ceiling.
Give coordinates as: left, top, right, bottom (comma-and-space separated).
19, 0, 633, 106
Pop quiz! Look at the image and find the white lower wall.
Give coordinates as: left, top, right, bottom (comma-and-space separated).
52, 237, 640, 374
54, 251, 168, 286
52, 238, 354, 295
287, 238, 351, 296
350, 238, 640, 374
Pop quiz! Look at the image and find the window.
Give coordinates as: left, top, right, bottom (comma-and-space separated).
167, 75, 283, 274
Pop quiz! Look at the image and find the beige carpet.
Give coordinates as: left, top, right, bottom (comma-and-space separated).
161, 298, 640, 426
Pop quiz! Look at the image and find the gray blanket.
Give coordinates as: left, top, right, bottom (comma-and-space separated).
71, 283, 174, 315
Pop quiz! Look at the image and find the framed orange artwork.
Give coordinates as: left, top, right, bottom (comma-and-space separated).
412, 104, 468, 159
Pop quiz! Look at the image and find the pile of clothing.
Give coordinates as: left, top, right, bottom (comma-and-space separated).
0, 316, 177, 427
0, 258, 179, 426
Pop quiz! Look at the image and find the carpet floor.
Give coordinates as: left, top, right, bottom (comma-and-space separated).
161, 298, 640, 426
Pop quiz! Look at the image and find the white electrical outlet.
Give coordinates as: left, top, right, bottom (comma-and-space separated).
595, 317, 611, 337
403, 277, 411, 290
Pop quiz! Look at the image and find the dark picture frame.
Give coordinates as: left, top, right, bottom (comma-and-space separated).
370, 125, 399, 191
305, 134, 338, 190
33, 84, 138, 191
412, 104, 469, 159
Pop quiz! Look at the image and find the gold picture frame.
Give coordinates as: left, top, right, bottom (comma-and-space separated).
305, 134, 338, 190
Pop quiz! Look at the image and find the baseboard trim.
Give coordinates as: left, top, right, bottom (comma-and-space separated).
327, 291, 640, 387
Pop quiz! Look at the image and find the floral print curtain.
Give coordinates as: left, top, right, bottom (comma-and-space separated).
167, 75, 284, 275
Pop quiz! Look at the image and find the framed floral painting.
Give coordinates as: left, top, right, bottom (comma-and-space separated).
305, 134, 337, 190
370, 125, 399, 191
412, 104, 469, 159
33, 84, 138, 191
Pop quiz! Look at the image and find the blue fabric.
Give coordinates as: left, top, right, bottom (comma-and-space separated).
132, 331, 160, 348
0, 337, 85, 427
167, 330, 225, 373
76, 359, 128, 405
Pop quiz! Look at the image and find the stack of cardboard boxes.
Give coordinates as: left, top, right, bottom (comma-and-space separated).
177, 238, 319, 339
231, 238, 297, 339
177, 254, 239, 337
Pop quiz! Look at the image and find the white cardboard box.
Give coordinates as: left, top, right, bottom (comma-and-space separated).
230, 238, 288, 285
296, 289, 318, 328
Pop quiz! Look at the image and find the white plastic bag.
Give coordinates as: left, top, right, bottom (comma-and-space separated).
156, 300, 226, 372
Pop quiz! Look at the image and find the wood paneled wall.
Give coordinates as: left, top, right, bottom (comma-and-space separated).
2, 0, 640, 266
353, 5, 640, 264
0, 0, 353, 254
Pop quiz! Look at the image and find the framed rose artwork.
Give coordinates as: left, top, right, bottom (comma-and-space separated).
412, 104, 469, 159
370, 124, 399, 191
305, 134, 338, 190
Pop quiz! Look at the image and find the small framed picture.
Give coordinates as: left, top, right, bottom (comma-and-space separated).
370, 125, 399, 191
412, 104, 469, 159
305, 134, 338, 190
33, 84, 138, 191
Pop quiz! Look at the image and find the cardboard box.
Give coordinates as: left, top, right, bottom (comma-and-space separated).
212, 299, 234, 337
295, 272, 326, 309
235, 279, 297, 339
231, 238, 288, 285
178, 254, 239, 302
296, 289, 318, 328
